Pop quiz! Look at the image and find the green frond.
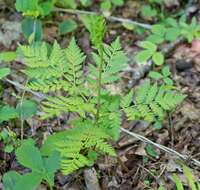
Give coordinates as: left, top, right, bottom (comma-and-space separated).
20, 38, 88, 95
121, 90, 133, 108
64, 37, 87, 95
124, 81, 186, 123
99, 110, 121, 140
98, 95, 121, 140
27, 79, 69, 93
135, 80, 151, 104
41, 122, 116, 175
95, 140, 116, 156
41, 96, 95, 119
19, 42, 49, 68
61, 154, 91, 175
88, 37, 128, 86
20, 41, 68, 93
81, 15, 106, 48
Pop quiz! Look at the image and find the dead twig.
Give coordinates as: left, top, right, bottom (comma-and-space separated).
5, 78, 47, 100
84, 168, 101, 190
120, 128, 200, 168
54, 7, 152, 29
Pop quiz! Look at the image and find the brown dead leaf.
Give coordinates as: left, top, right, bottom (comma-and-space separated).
135, 143, 147, 156
164, 0, 179, 8
43, 25, 58, 42
181, 102, 200, 120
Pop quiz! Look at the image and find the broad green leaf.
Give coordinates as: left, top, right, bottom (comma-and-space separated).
149, 0, 163, 3
0, 52, 16, 62
58, 20, 77, 35
21, 18, 43, 41
15, 172, 42, 190
4, 145, 14, 153
111, 0, 124, 6
44, 151, 60, 186
56, 0, 77, 9
149, 71, 163, 79
147, 34, 164, 44
16, 139, 44, 172
3, 171, 21, 190
163, 77, 173, 86
0, 105, 18, 122
139, 41, 157, 51
38, 1, 54, 16
197, 183, 200, 190
183, 165, 196, 190
158, 186, 165, 190
80, 0, 92, 7
16, 100, 37, 120
153, 121, 162, 129
101, 0, 112, 10
152, 52, 164, 65
165, 28, 180, 41
40, 131, 69, 156
172, 173, 184, 190
191, 17, 197, 27
165, 18, 178, 27
179, 15, 187, 26
44, 151, 60, 174
135, 50, 153, 63
122, 22, 135, 30
162, 66, 171, 77
141, 5, 157, 18
151, 24, 166, 36
0, 130, 9, 140
145, 144, 158, 158
0, 68, 11, 79
15, 0, 39, 17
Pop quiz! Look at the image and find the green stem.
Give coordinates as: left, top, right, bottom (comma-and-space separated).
95, 45, 104, 125
49, 184, 53, 190
20, 79, 28, 140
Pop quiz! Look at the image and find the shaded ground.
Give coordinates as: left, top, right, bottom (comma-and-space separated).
0, 0, 200, 189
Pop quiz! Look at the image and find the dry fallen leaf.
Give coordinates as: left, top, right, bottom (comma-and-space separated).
181, 102, 200, 120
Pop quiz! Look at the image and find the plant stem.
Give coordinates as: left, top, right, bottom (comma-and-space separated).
20, 79, 28, 140
96, 45, 104, 124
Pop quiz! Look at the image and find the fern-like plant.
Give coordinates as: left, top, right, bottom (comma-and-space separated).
41, 119, 116, 175
122, 80, 186, 123
3, 15, 186, 190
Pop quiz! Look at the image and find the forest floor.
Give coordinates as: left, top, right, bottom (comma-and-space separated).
1, 0, 200, 190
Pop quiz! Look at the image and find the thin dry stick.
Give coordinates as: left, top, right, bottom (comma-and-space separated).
120, 128, 200, 167
54, 8, 152, 29
5, 78, 46, 100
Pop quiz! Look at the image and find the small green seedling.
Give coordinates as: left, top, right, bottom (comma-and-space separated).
135, 41, 164, 65
149, 66, 173, 86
